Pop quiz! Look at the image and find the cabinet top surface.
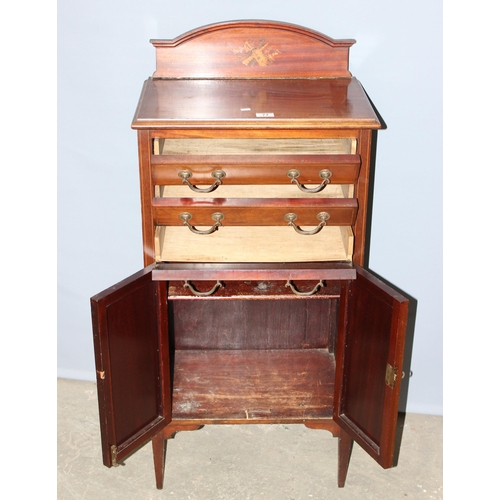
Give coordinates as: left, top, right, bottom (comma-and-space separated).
131, 77, 381, 130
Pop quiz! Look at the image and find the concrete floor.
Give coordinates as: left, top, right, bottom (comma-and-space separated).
57, 378, 442, 499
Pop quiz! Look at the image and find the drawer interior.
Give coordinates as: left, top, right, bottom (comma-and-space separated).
153, 138, 357, 155
157, 183, 354, 199
155, 225, 353, 262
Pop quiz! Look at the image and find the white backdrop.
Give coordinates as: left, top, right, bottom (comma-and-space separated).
57, 0, 443, 415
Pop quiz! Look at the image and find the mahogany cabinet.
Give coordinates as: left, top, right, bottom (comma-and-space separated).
91, 21, 409, 489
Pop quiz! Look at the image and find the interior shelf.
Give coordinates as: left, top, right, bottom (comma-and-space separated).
172, 349, 335, 421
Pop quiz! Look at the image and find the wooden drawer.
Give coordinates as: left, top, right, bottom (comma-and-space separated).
155, 225, 353, 262
151, 154, 360, 186
153, 197, 357, 226
151, 138, 359, 190
152, 262, 356, 281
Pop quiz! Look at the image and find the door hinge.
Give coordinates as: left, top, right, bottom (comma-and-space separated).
110, 445, 119, 467
97, 370, 105, 380
385, 363, 397, 389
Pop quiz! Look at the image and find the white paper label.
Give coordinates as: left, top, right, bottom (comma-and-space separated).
256, 112, 274, 117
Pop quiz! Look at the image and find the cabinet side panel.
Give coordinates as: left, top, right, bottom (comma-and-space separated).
138, 130, 155, 266
353, 129, 372, 266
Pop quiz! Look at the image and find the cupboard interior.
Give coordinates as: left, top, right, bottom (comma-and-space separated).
167, 292, 339, 421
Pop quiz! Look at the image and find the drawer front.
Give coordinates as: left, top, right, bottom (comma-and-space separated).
151, 154, 360, 186
153, 198, 358, 226
153, 262, 356, 281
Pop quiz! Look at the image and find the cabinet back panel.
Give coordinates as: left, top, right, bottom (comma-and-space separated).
169, 297, 337, 350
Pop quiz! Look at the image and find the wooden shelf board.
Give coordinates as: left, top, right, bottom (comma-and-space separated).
172, 349, 335, 421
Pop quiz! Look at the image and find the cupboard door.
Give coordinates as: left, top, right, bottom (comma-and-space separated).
91, 266, 171, 467
334, 264, 408, 468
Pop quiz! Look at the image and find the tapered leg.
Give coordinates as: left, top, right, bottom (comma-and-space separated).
337, 428, 353, 488
152, 433, 166, 489
151, 423, 204, 489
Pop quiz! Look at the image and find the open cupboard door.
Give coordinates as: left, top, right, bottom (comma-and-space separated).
334, 264, 409, 469
91, 265, 171, 467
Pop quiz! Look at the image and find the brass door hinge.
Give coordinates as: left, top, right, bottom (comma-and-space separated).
385, 363, 397, 389
97, 370, 105, 380
110, 445, 118, 467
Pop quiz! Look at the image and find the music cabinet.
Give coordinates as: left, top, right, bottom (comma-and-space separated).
91, 20, 409, 489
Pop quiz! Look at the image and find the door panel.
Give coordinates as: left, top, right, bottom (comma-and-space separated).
91, 266, 171, 466
334, 264, 408, 468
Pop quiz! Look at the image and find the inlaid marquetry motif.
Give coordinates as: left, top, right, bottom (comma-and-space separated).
232, 40, 281, 67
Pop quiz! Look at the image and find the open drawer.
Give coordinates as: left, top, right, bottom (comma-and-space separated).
154, 225, 354, 262
151, 138, 360, 196
152, 154, 360, 191
153, 197, 355, 262
153, 197, 357, 226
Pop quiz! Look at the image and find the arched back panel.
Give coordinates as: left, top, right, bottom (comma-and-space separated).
151, 20, 355, 79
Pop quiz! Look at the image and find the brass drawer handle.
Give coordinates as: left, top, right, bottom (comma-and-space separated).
178, 169, 226, 193
179, 212, 224, 235
287, 169, 332, 193
284, 212, 330, 235
285, 280, 325, 296
183, 280, 224, 296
